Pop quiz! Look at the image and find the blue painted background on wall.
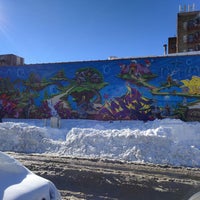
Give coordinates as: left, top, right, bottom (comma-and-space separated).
0, 54, 200, 121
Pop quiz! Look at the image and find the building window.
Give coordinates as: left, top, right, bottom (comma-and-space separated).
195, 44, 200, 51
188, 48, 194, 52
183, 35, 187, 43
194, 32, 200, 42
188, 34, 194, 43
183, 22, 187, 30
187, 20, 194, 30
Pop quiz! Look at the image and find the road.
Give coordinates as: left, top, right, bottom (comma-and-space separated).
7, 152, 200, 200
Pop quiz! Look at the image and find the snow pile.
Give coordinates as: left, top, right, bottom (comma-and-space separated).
0, 118, 200, 167
0, 122, 62, 153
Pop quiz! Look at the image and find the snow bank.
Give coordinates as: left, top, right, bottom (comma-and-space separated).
0, 119, 200, 167
0, 122, 62, 153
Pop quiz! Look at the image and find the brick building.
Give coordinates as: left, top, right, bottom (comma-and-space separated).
0, 54, 24, 66
168, 37, 177, 54
168, 5, 200, 54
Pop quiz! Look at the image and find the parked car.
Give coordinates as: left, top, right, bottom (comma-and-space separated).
188, 191, 200, 200
0, 151, 61, 200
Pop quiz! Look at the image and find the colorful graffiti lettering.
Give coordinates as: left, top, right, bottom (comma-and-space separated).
0, 55, 200, 121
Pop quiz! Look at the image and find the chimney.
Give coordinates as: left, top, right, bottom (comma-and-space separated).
163, 44, 167, 55
184, 5, 187, 12
179, 5, 183, 12
193, 3, 195, 11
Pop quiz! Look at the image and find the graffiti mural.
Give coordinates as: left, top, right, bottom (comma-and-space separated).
0, 54, 200, 121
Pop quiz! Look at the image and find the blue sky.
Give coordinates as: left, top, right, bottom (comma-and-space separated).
0, 0, 200, 64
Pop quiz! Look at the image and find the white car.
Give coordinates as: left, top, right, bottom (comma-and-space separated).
189, 191, 200, 200
0, 151, 61, 200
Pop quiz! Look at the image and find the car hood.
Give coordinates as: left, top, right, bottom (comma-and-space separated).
0, 151, 61, 200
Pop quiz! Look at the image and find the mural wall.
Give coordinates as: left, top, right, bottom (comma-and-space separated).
0, 54, 200, 121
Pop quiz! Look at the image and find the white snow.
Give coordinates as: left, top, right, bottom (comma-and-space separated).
0, 118, 200, 167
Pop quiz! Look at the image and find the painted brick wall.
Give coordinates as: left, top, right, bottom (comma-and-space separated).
0, 54, 200, 121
